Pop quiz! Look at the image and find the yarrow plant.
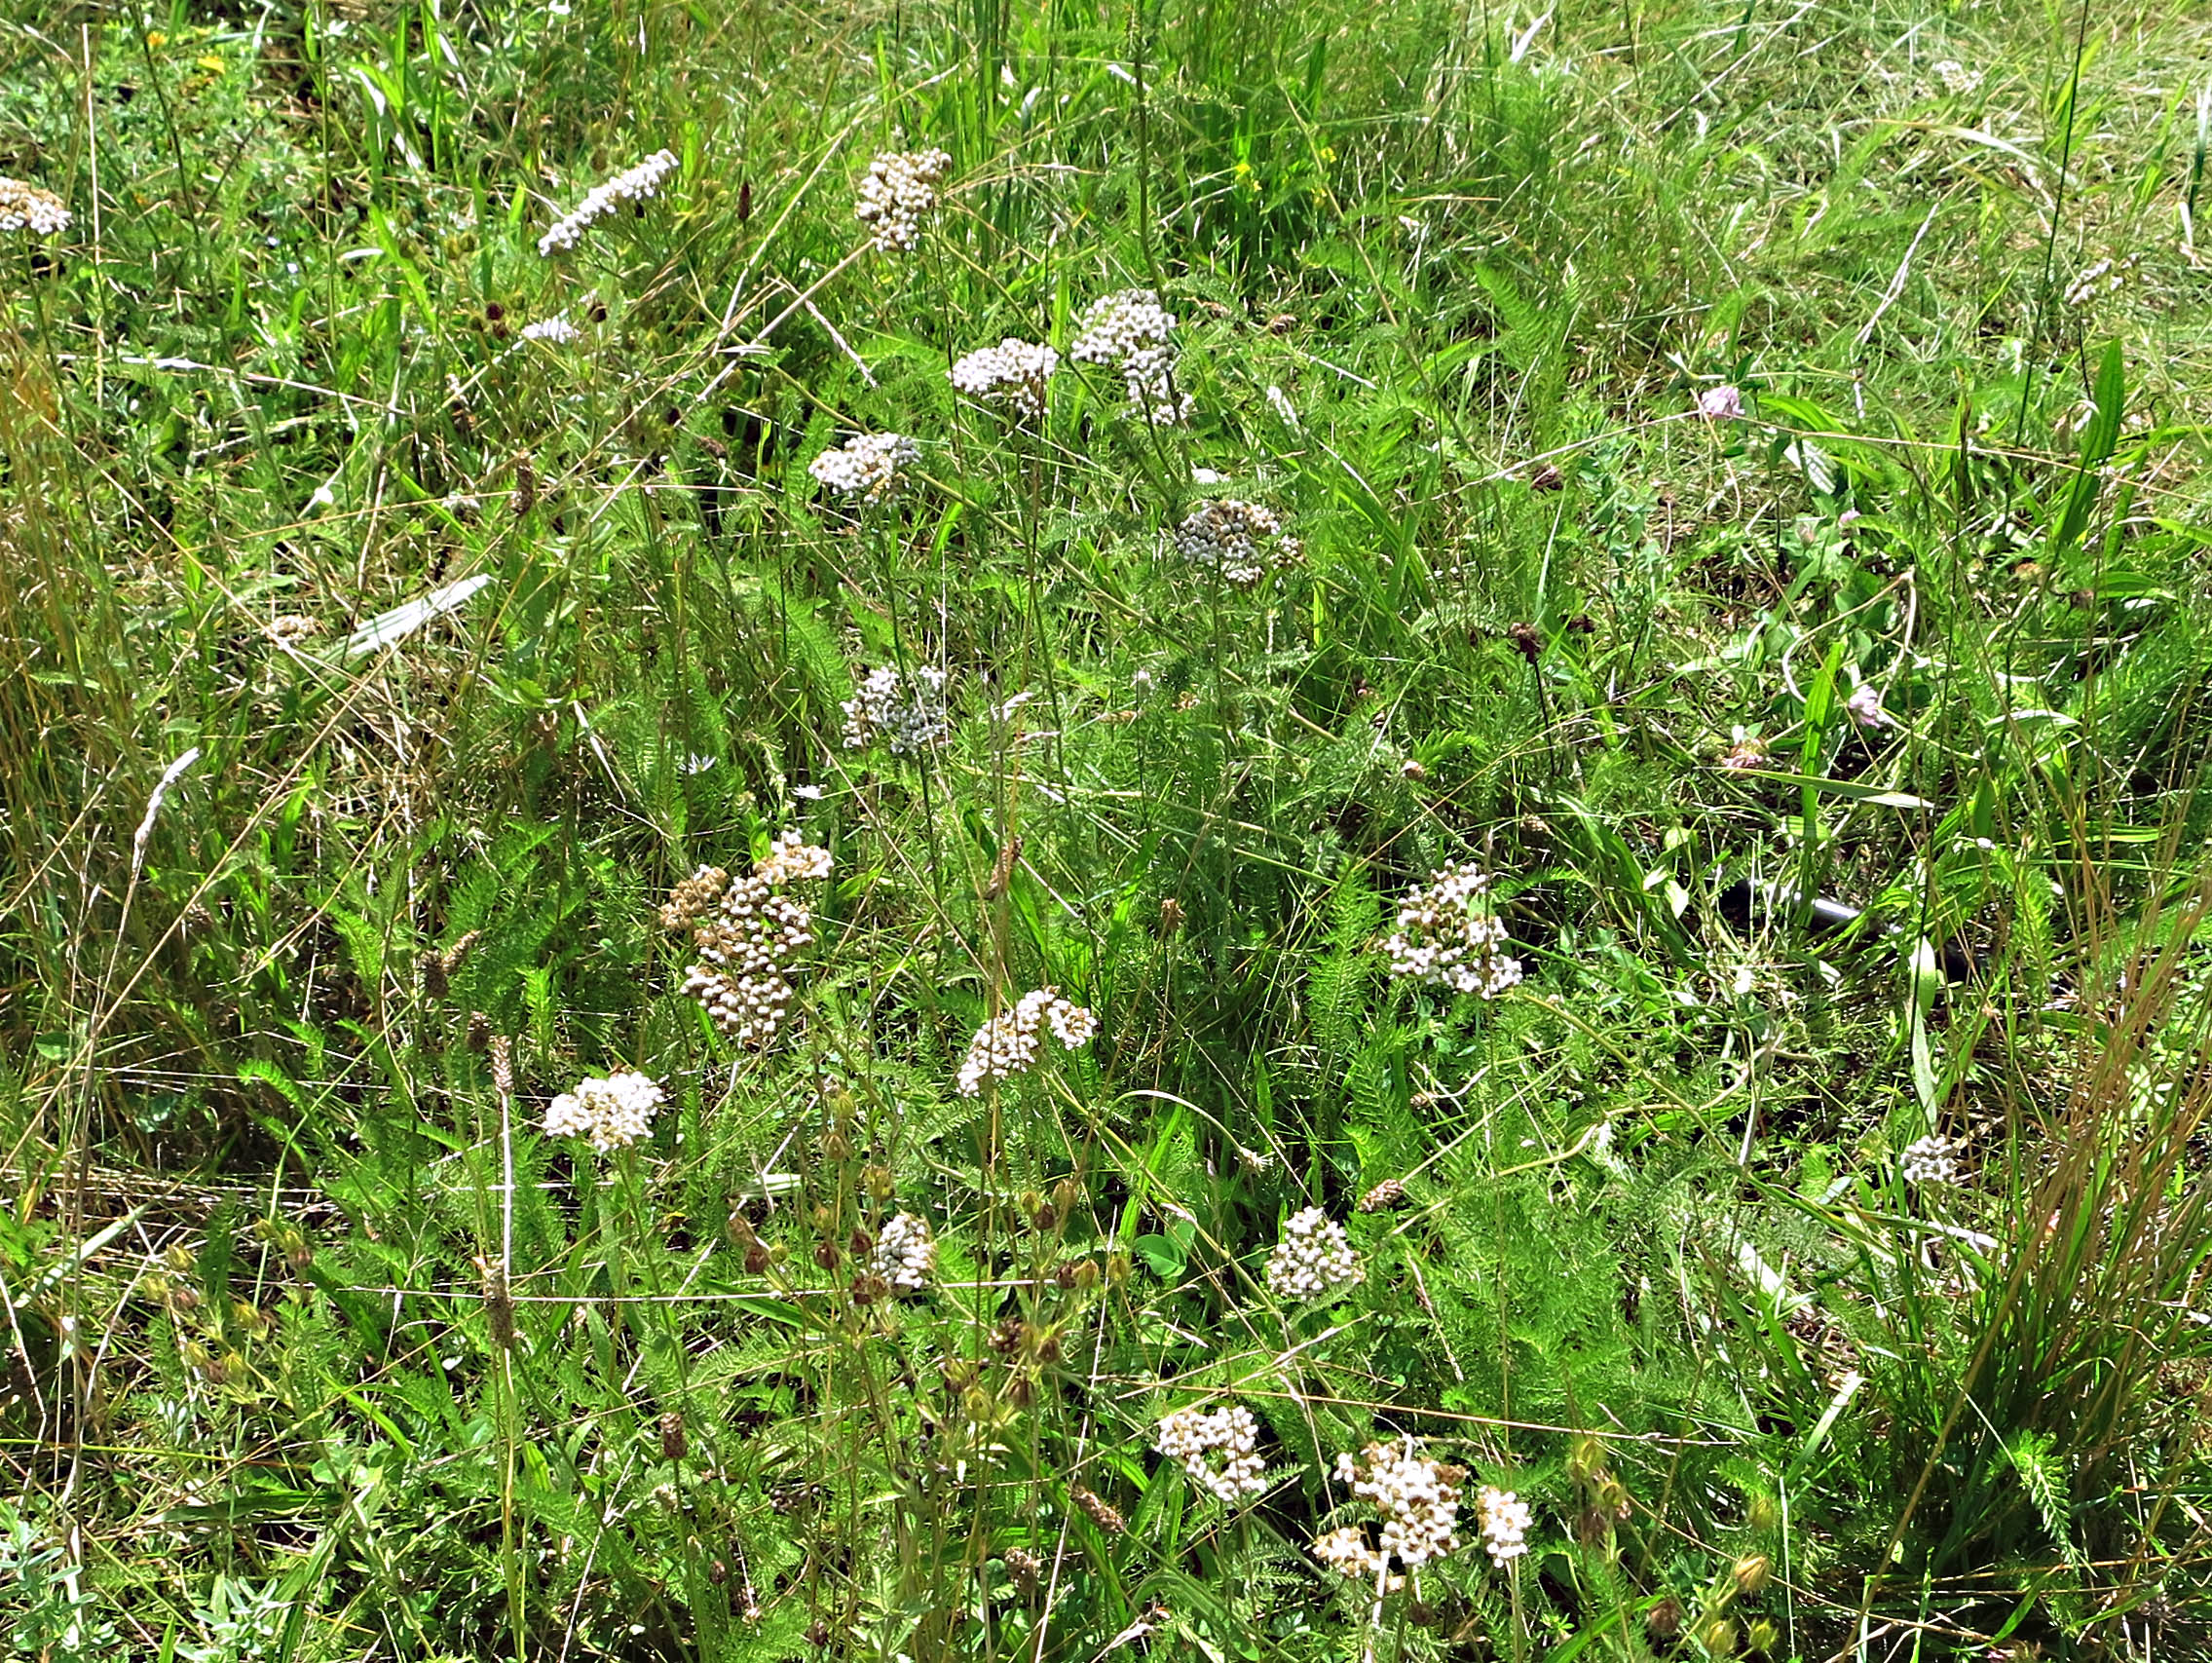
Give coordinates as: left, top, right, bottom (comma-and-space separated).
1900, 1134, 1961, 1188
842, 665, 950, 756
520, 315, 581, 344
956, 987, 1097, 1096
0, 177, 70, 236
537, 149, 679, 256
1154, 1404, 1267, 1504
1069, 288, 1191, 426
869, 1212, 938, 1291
949, 339, 1059, 422
544, 1072, 666, 1153
1476, 1485, 1531, 1566
853, 147, 951, 253
1266, 1207, 1363, 1300
1310, 1439, 1463, 1592
663, 831, 835, 1048
807, 432, 920, 503
1173, 499, 1300, 587
1382, 862, 1522, 997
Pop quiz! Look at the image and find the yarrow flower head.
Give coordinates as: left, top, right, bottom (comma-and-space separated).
1266, 1207, 1363, 1301
1475, 1486, 1531, 1566
956, 987, 1097, 1096
521, 315, 581, 344
1154, 1404, 1267, 1504
870, 1212, 938, 1291
1069, 288, 1191, 427
1173, 499, 1300, 587
544, 1071, 665, 1153
671, 832, 834, 1049
1382, 862, 1521, 998
1900, 1134, 1961, 1189
537, 149, 679, 257
1931, 58, 1983, 95
808, 432, 920, 504
854, 147, 951, 253
842, 664, 950, 756
2063, 256, 2133, 309
0, 177, 70, 236
1310, 1439, 1463, 1590
950, 339, 1059, 422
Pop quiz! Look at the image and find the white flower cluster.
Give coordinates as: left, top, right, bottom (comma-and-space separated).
1382, 863, 1521, 998
950, 339, 1059, 422
1154, 1404, 1267, 1504
1341, 1441, 1461, 1568
1310, 1525, 1400, 1590
870, 1212, 938, 1291
0, 177, 70, 236
1265, 1207, 1363, 1301
1173, 499, 1299, 587
842, 664, 950, 755
956, 987, 1098, 1096
676, 833, 834, 1048
854, 147, 952, 253
544, 1071, 666, 1153
1931, 58, 1983, 95
1900, 1134, 1960, 1188
2063, 256, 2131, 309
521, 315, 580, 343
1069, 288, 1191, 427
808, 432, 920, 503
1310, 1440, 1462, 1590
1476, 1485, 1531, 1567
537, 149, 679, 256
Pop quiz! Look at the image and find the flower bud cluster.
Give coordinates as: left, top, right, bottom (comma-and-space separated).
1382, 862, 1521, 998
1154, 1404, 1267, 1503
1069, 288, 1191, 427
544, 1071, 666, 1153
676, 833, 834, 1048
1900, 1134, 1960, 1188
808, 432, 920, 503
842, 664, 950, 755
854, 147, 952, 253
870, 1212, 938, 1291
0, 177, 71, 236
538, 149, 679, 256
950, 339, 1059, 422
1173, 499, 1300, 587
1476, 1485, 1530, 1566
956, 987, 1098, 1096
1265, 1207, 1363, 1300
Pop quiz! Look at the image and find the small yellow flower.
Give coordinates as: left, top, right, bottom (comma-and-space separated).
1319, 146, 1336, 164
145, 29, 169, 48
196, 53, 226, 72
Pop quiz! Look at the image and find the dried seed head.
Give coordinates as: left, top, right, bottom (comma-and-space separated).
1070, 1485, 1126, 1533
660, 1412, 688, 1460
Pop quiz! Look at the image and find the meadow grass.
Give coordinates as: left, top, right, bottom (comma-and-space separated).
5, 0, 2212, 1655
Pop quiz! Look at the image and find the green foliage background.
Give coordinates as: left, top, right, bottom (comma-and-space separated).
5, 0, 2212, 1655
